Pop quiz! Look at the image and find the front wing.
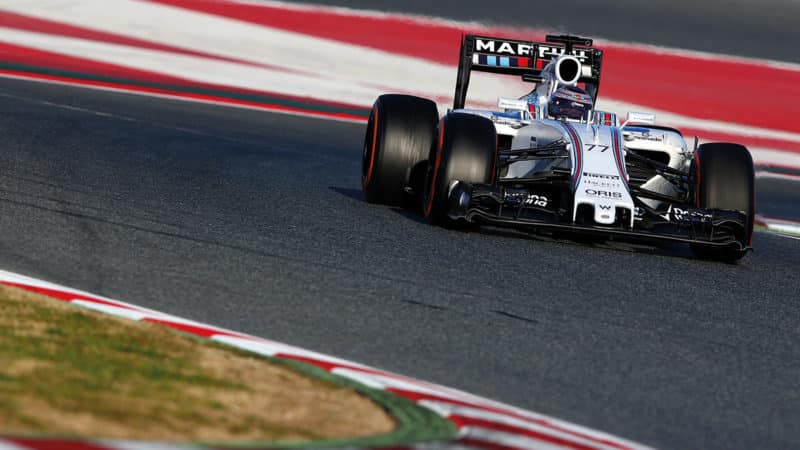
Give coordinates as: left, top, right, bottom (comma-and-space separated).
446, 182, 750, 250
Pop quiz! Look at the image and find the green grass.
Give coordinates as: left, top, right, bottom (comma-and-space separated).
0, 285, 395, 443
1, 297, 235, 424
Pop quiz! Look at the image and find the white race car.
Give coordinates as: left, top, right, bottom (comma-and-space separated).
362, 34, 754, 262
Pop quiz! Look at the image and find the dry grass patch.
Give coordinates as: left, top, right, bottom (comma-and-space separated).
0, 285, 394, 443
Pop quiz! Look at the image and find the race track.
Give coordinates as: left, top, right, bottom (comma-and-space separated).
0, 77, 798, 450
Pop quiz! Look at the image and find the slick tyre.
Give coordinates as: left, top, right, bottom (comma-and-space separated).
362, 94, 439, 206
424, 113, 497, 225
690, 143, 755, 262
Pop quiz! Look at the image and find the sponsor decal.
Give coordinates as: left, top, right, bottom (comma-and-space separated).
659, 205, 713, 223
582, 172, 622, 189
476, 39, 533, 56
583, 172, 620, 180
584, 180, 621, 188
538, 45, 590, 63
525, 194, 550, 207
584, 189, 623, 199
585, 144, 609, 152
505, 190, 550, 208
598, 204, 613, 220
475, 40, 590, 62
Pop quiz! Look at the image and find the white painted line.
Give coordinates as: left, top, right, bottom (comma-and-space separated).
332, 368, 474, 399
0, 268, 139, 305
70, 300, 155, 321
330, 367, 532, 409
756, 171, 800, 182
757, 214, 800, 238
460, 426, 575, 450
0, 1, 512, 106
0, 27, 386, 106
765, 223, 800, 236
421, 400, 632, 450
211, 335, 373, 369
741, 147, 800, 169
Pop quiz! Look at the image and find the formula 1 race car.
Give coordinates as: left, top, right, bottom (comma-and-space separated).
362, 34, 754, 262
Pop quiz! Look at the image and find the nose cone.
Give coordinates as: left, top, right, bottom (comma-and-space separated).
593, 202, 616, 225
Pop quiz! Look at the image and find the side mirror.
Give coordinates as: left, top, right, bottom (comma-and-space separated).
497, 97, 529, 111
621, 112, 656, 129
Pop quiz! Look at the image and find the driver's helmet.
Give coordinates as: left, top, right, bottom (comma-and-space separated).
549, 86, 593, 121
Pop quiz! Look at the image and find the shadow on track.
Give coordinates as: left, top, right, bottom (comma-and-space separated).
328, 186, 364, 203
330, 184, 707, 262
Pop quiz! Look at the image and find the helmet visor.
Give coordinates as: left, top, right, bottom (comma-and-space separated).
550, 97, 591, 120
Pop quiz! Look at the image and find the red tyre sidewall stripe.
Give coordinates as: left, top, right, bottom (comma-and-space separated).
363, 106, 379, 188
425, 119, 446, 218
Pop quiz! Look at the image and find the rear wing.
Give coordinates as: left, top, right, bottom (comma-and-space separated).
453, 34, 604, 109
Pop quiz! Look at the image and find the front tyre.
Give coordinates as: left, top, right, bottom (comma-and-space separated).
690, 143, 755, 262
424, 113, 497, 225
362, 94, 439, 206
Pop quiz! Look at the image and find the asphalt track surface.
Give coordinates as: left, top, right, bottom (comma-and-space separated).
1, 77, 799, 450
289, 0, 800, 63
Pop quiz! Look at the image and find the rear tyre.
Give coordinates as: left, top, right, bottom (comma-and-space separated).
690, 143, 755, 262
424, 113, 497, 225
362, 94, 439, 206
